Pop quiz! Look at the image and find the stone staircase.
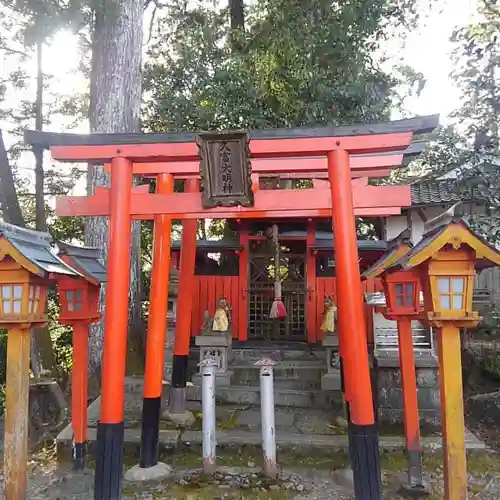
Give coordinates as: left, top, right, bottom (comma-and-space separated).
55, 342, 487, 454
189, 344, 343, 410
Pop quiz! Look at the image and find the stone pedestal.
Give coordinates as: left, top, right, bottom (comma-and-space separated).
374, 352, 440, 428
321, 332, 342, 391
192, 333, 233, 387
163, 333, 175, 383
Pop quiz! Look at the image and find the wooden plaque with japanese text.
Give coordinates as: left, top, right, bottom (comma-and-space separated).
197, 131, 254, 209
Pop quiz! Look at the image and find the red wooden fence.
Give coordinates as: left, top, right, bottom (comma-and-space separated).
191, 275, 382, 342
191, 276, 240, 339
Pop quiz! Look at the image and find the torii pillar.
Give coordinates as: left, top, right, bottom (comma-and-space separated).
94, 157, 133, 499
328, 149, 382, 499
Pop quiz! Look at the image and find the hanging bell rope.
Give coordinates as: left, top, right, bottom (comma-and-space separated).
269, 224, 287, 319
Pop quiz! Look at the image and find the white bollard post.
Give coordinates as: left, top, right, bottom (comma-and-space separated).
199, 355, 218, 475
255, 358, 278, 477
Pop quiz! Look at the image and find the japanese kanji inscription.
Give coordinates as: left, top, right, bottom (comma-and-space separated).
197, 131, 254, 208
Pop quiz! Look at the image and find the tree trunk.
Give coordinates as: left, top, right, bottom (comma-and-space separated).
31, 38, 61, 395
34, 39, 47, 232
0, 130, 25, 227
229, 0, 245, 52
85, 0, 144, 389
230, 0, 245, 32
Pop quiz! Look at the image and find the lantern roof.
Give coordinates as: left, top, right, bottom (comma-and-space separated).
56, 241, 107, 285
361, 229, 413, 280
0, 220, 80, 278
387, 208, 500, 272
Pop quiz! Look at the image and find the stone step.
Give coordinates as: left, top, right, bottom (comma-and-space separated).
125, 376, 334, 408
231, 378, 322, 390
187, 384, 342, 409
208, 405, 344, 435
230, 360, 325, 386
231, 347, 326, 363
56, 425, 486, 457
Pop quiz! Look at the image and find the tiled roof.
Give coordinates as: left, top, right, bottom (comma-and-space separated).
0, 221, 79, 278
410, 179, 483, 206
56, 241, 107, 284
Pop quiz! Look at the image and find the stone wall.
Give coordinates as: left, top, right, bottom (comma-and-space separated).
373, 354, 440, 429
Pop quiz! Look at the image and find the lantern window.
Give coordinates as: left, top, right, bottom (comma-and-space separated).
28, 285, 41, 313
394, 283, 415, 307
438, 277, 465, 310
66, 290, 83, 312
1, 284, 23, 314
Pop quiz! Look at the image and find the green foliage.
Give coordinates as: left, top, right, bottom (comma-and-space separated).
475, 308, 500, 337
142, 0, 431, 257
449, 1, 500, 140
46, 290, 73, 378
398, 1, 500, 244
143, 0, 426, 134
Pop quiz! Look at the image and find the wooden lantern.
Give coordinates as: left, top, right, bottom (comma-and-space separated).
57, 278, 100, 324
420, 251, 476, 323
394, 220, 497, 327
383, 269, 421, 318
0, 221, 81, 499
0, 271, 48, 328
362, 231, 428, 493
53, 240, 106, 469
56, 240, 106, 325
0, 222, 78, 328
387, 215, 500, 500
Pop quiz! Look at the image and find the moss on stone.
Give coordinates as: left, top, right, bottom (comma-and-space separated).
217, 410, 240, 431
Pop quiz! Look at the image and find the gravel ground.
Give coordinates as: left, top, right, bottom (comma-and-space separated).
1, 389, 500, 500
4, 447, 500, 500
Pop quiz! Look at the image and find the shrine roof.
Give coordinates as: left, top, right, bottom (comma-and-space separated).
0, 221, 80, 278
310, 238, 387, 251
169, 234, 388, 252
171, 239, 242, 251
56, 241, 107, 284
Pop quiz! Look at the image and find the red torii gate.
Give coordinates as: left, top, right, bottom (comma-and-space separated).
25, 115, 438, 500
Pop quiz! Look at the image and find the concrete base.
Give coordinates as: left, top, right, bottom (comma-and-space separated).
161, 409, 196, 427
335, 415, 348, 429
398, 481, 431, 498
124, 462, 172, 482
321, 372, 341, 391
